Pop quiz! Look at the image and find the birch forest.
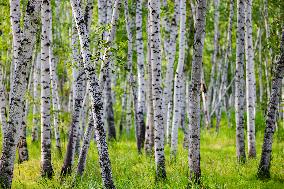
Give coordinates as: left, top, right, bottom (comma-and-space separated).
0, 0, 283, 188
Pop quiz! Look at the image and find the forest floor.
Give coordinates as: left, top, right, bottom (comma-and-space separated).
1, 114, 284, 189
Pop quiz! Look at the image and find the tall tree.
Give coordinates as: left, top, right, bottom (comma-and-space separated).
40, 0, 54, 178
171, 0, 186, 157
245, 0, 256, 158
257, 27, 284, 179
49, 9, 62, 153
149, 0, 166, 179
163, 0, 179, 143
188, 0, 206, 182
135, 0, 146, 153
144, 14, 154, 155
207, 0, 220, 122
70, 0, 115, 187
0, 0, 40, 187
32, 54, 40, 142
235, 0, 246, 163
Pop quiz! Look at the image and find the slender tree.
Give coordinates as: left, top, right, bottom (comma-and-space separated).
149, 0, 166, 179
163, 0, 179, 143
245, 0, 256, 158
32, 54, 40, 142
171, 0, 186, 157
144, 14, 154, 155
70, 0, 115, 187
135, 0, 146, 153
40, 0, 54, 178
257, 27, 284, 179
207, 0, 220, 119
188, 0, 206, 182
49, 10, 62, 153
235, 0, 246, 163
0, 0, 40, 187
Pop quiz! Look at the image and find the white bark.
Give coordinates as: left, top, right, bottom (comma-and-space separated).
245, 0, 256, 158
49, 12, 61, 152
188, 0, 206, 182
32, 54, 40, 142
136, 0, 146, 153
0, 0, 40, 187
149, 0, 166, 178
235, 0, 246, 163
70, 0, 115, 187
171, 0, 186, 157
258, 27, 284, 179
163, 0, 180, 141
145, 17, 154, 155
207, 0, 220, 116
76, 110, 94, 176
40, 0, 53, 178
61, 24, 86, 175
0, 66, 7, 136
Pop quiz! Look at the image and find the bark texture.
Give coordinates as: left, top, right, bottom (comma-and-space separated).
40, 0, 54, 178
245, 0, 256, 158
257, 27, 284, 179
171, 0, 186, 157
149, 0, 166, 179
235, 0, 246, 163
188, 0, 206, 183
0, 0, 40, 187
70, 0, 115, 187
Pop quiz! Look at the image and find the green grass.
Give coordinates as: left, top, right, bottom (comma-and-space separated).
1, 118, 284, 189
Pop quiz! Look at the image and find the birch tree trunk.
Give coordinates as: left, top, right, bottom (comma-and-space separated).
49, 11, 62, 153
188, 0, 206, 182
245, 0, 256, 158
0, 66, 7, 137
32, 54, 40, 142
258, 29, 264, 103
145, 17, 154, 155
136, 0, 146, 153
235, 0, 246, 163
70, 0, 115, 187
61, 24, 86, 175
263, 0, 271, 99
149, 0, 166, 178
40, 0, 54, 178
216, 0, 234, 130
0, 0, 40, 187
171, 0, 186, 157
163, 0, 179, 142
76, 110, 94, 176
207, 0, 220, 117
257, 27, 284, 179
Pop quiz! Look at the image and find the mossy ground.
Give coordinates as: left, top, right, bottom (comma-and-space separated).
1, 114, 283, 189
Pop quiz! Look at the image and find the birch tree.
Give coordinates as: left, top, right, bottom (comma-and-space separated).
163, 0, 179, 142
257, 27, 284, 179
207, 0, 220, 118
144, 15, 154, 155
235, 0, 246, 163
188, 0, 206, 182
70, 0, 115, 187
171, 0, 186, 157
149, 0, 166, 178
32, 54, 40, 142
245, 0, 256, 158
50, 13, 62, 153
135, 0, 146, 153
0, 0, 40, 187
40, 0, 53, 178
61, 24, 86, 175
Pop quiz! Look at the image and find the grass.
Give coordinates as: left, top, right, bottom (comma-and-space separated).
1, 116, 284, 189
